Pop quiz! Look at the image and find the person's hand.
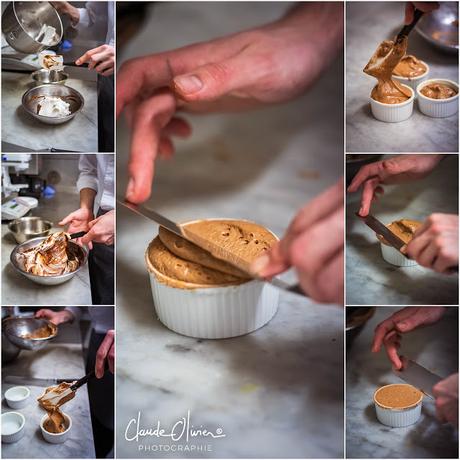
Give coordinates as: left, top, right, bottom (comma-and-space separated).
59, 207, 94, 234
405, 2, 439, 24
250, 180, 344, 304
117, 3, 343, 203
35, 308, 75, 325
50, 1, 80, 26
433, 373, 458, 427
371, 307, 446, 369
80, 210, 115, 246
95, 330, 115, 379
347, 154, 444, 216
405, 213, 458, 274
76, 44, 115, 76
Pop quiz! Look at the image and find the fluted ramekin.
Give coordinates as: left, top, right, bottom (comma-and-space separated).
5, 386, 30, 409
393, 61, 429, 91
40, 413, 72, 444
417, 79, 459, 118
1, 412, 25, 443
370, 84, 415, 122
380, 243, 417, 267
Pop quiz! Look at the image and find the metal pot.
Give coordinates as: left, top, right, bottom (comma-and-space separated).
31, 68, 68, 85
8, 217, 53, 244
2, 1, 63, 54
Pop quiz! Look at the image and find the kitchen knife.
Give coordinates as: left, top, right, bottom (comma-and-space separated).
3, 375, 78, 387
117, 198, 305, 297
355, 213, 407, 253
393, 357, 443, 398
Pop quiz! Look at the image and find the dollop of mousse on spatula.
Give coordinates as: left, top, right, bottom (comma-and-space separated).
38, 382, 75, 433
364, 37, 413, 103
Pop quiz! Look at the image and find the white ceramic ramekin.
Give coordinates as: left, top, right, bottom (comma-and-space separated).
380, 243, 417, 267
374, 384, 423, 427
5, 386, 30, 409
1, 412, 25, 443
40, 413, 72, 444
393, 61, 429, 91
370, 84, 415, 122
416, 79, 459, 118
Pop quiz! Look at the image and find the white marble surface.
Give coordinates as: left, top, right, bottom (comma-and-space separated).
1, 320, 95, 458
346, 2, 458, 152
1, 71, 98, 152
116, 2, 344, 457
346, 307, 458, 458
1, 191, 92, 306
346, 155, 458, 305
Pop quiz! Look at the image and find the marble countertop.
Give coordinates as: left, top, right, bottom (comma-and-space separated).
1, 191, 92, 306
346, 155, 458, 305
346, 306, 458, 458
1, 319, 95, 458
116, 3, 344, 457
1, 70, 98, 152
346, 2, 458, 153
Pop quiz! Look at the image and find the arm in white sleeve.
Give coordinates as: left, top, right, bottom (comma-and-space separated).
77, 154, 99, 193
64, 307, 81, 323
76, 8, 91, 28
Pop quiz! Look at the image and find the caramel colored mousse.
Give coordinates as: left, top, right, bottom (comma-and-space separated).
420, 83, 458, 100
20, 323, 56, 339
145, 220, 277, 289
38, 382, 75, 433
393, 55, 427, 79
378, 219, 422, 246
374, 384, 423, 410
364, 37, 413, 104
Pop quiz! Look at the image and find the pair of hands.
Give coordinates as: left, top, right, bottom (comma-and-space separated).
372, 307, 458, 426
35, 309, 114, 379
59, 209, 115, 249
348, 155, 459, 274
50, 1, 115, 76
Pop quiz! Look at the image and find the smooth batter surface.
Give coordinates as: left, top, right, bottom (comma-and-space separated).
374, 384, 423, 409
393, 55, 427, 78
19, 232, 81, 276
420, 83, 458, 99
38, 382, 75, 433
147, 220, 276, 289
364, 37, 413, 104
378, 219, 422, 245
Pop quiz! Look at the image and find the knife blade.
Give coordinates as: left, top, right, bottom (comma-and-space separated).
117, 198, 305, 297
3, 375, 76, 387
356, 213, 407, 252
393, 358, 443, 398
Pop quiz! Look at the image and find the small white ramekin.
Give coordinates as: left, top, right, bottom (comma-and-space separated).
380, 243, 417, 267
4, 386, 30, 409
416, 79, 459, 118
374, 384, 423, 427
370, 84, 415, 122
393, 61, 429, 92
40, 412, 72, 444
1, 412, 26, 443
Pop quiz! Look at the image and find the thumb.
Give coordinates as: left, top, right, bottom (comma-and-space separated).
172, 57, 248, 102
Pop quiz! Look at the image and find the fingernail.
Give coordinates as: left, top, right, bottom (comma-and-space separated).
75, 59, 81, 65
174, 75, 203, 94
250, 254, 270, 276
126, 178, 135, 201
396, 321, 407, 330
359, 207, 364, 216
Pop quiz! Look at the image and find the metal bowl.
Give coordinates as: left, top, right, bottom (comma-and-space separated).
22, 84, 84, 125
10, 236, 88, 286
2, 317, 57, 351
31, 69, 68, 86
2, 1, 63, 54
415, 3, 459, 53
8, 217, 53, 244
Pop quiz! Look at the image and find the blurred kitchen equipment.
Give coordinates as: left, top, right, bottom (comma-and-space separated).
31, 69, 68, 85
1, 153, 31, 197
10, 236, 88, 286
346, 307, 375, 349
2, 1, 63, 54
1, 197, 38, 221
2, 316, 57, 350
416, 2, 459, 53
22, 84, 84, 125
8, 217, 53, 243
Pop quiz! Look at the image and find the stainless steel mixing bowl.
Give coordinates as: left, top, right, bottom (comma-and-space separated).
2, 1, 63, 54
2, 316, 57, 351
416, 3, 459, 53
22, 84, 84, 125
10, 236, 88, 286
8, 217, 53, 244
31, 69, 68, 85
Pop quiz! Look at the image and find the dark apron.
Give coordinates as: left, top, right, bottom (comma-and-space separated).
88, 209, 114, 305
98, 74, 114, 152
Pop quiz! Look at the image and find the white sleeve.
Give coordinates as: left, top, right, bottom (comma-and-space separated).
76, 7, 91, 28
77, 154, 99, 192
64, 307, 82, 323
